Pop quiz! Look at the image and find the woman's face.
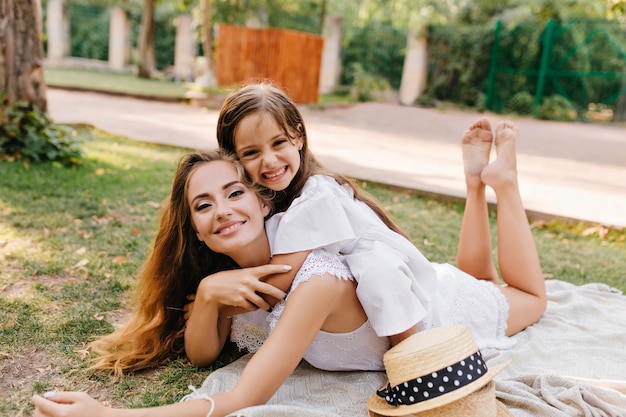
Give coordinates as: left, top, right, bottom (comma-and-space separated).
233, 112, 303, 192
187, 160, 270, 263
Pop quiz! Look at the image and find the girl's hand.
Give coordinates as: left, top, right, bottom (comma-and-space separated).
198, 264, 290, 313
32, 392, 107, 417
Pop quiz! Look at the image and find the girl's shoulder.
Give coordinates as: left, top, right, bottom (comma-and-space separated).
300, 174, 352, 200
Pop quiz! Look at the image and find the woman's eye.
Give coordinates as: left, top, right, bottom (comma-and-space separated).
196, 202, 212, 211
228, 189, 244, 199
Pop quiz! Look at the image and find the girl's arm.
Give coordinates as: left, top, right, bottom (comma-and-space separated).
184, 265, 290, 367
33, 272, 348, 417
260, 251, 311, 305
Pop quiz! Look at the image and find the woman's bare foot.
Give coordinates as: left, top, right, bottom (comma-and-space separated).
462, 118, 493, 187
481, 121, 519, 190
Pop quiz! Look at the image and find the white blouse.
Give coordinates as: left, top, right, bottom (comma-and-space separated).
265, 174, 438, 337
230, 249, 390, 371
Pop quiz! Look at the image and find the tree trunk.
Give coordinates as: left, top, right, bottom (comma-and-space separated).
614, 22, 626, 123
201, 0, 213, 73
0, 0, 47, 111
137, 0, 156, 79
615, 79, 626, 123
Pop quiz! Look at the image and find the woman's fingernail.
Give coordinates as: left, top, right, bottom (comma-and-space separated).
43, 390, 57, 399
283, 265, 292, 271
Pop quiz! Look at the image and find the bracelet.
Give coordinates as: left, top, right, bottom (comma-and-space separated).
186, 385, 215, 417
203, 396, 215, 417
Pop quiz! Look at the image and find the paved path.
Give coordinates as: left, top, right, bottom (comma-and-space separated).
47, 88, 626, 228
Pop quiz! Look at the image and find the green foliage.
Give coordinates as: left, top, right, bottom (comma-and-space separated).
506, 91, 535, 115
69, 4, 110, 60
424, 24, 494, 107
536, 94, 578, 121
347, 63, 391, 102
341, 22, 407, 89
0, 97, 84, 166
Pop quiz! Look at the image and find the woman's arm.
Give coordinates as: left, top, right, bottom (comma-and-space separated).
33, 272, 352, 417
184, 265, 290, 366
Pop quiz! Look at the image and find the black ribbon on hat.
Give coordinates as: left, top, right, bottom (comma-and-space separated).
377, 350, 488, 406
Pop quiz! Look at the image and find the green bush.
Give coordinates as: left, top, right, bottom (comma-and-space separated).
348, 63, 391, 102
0, 97, 84, 166
536, 95, 578, 121
424, 24, 494, 108
341, 22, 406, 90
506, 91, 535, 115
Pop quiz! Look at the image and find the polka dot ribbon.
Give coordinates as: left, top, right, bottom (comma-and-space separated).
377, 350, 488, 406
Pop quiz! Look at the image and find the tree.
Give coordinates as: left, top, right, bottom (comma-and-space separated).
201, 0, 214, 74
137, 0, 156, 78
0, 0, 47, 111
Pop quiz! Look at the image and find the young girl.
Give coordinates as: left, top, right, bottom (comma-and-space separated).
216, 82, 547, 345
33, 119, 546, 417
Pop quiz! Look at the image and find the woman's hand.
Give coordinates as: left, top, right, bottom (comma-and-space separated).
195, 264, 290, 313
32, 392, 107, 417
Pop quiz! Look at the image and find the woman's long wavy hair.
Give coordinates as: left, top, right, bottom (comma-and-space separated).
217, 80, 409, 239
89, 150, 267, 376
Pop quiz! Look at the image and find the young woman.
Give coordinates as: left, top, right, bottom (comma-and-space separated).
33, 118, 547, 417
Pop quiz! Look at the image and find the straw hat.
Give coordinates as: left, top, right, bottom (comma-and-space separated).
368, 325, 512, 417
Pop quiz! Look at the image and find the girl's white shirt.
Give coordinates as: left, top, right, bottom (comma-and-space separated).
265, 174, 439, 337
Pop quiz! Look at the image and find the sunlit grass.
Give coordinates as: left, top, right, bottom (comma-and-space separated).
0, 127, 624, 415
44, 67, 192, 99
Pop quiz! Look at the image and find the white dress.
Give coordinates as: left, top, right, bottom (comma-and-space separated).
265, 175, 512, 349
230, 249, 390, 371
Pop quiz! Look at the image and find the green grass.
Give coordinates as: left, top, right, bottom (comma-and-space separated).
1, 128, 624, 415
43, 67, 358, 106
44, 67, 192, 99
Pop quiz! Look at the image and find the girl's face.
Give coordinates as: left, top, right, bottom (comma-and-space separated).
233, 112, 303, 191
187, 160, 270, 265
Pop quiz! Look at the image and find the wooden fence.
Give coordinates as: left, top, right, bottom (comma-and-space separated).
216, 24, 324, 104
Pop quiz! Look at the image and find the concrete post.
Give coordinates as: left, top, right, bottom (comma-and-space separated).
399, 29, 428, 106
46, 0, 69, 61
173, 14, 196, 82
108, 7, 131, 71
318, 14, 342, 95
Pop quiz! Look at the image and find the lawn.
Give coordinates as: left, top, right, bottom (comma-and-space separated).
1, 127, 624, 415
43, 66, 356, 106
44, 67, 194, 100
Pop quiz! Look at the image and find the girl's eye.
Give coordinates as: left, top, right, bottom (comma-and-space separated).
239, 149, 258, 159
273, 138, 288, 147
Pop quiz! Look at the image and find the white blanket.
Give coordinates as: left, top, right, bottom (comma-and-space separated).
187, 280, 626, 416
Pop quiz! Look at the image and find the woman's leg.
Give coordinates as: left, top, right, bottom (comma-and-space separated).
482, 121, 547, 335
457, 118, 499, 284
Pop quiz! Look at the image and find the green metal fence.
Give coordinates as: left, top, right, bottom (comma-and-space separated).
486, 19, 626, 121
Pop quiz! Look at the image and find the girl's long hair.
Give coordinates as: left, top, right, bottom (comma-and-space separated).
217, 81, 409, 239
89, 150, 259, 376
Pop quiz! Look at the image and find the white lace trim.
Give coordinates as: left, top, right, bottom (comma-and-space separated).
230, 249, 352, 353
267, 249, 352, 330
230, 313, 269, 353
481, 279, 510, 338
